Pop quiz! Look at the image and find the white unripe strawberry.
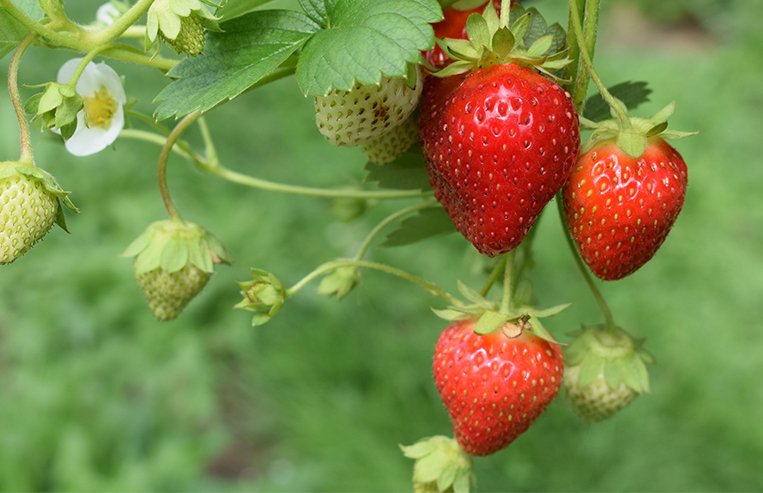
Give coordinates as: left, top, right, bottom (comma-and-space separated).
363, 116, 419, 164
314, 70, 422, 147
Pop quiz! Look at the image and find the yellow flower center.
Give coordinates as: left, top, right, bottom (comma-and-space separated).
83, 87, 118, 129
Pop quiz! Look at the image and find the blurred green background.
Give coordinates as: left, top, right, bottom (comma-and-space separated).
1, 0, 761, 491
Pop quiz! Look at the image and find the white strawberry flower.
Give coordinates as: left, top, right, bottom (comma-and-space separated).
56, 58, 126, 157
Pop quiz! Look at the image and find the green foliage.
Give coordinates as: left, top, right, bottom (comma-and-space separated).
154, 10, 319, 119
0, 9, 28, 58
296, 0, 442, 96
382, 207, 455, 247
583, 81, 652, 121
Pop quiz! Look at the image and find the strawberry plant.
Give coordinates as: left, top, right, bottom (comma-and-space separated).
0, 0, 698, 490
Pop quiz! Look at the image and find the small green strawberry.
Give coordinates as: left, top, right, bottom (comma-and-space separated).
123, 219, 229, 321
363, 116, 419, 164
314, 69, 422, 147
564, 325, 654, 422
401, 436, 474, 493
0, 161, 76, 264
146, 0, 218, 56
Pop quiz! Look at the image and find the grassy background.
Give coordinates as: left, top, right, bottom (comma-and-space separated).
1, 0, 761, 491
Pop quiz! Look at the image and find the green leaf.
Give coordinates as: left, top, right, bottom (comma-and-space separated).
465, 13, 490, 48
364, 147, 430, 190
526, 34, 553, 58
583, 81, 652, 121
299, 0, 333, 26
154, 10, 319, 119
528, 315, 556, 344
617, 130, 648, 159
296, 0, 442, 96
456, 280, 487, 305
474, 310, 506, 335
0, 8, 29, 59
431, 307, 471, 321
525, 303, 571, 318
216, 0, 278, 20
382, 207, 456, 247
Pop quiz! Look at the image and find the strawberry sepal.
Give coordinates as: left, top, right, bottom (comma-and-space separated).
401, 436, 474, 493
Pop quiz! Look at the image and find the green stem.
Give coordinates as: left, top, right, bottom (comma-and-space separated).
86, 0, 154, 45
565, 0, 586, 87
99, 46, 177, 71
197, 117, 219, 165
8, 33, 37, 163
500, 0, 510, 28
157, 111, 201, 221
119, 129, 430, 201
65, 45, 113, 86
0, 0, 77, 47
286, 259, 463, 306
121, 25, 146, 39
480, 255, 507, 297
354, 201, 438, 260
499, 250, 515, 314
568, 0, 629, 127
556, 197, 616, 330
208, 166, 433, 200
570, 0, 600, 110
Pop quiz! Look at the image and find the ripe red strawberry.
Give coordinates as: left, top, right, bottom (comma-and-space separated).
421, 63, 580, 256
424, 1, 515, 69
562, 138, 688, 280
433, 320, 563, 456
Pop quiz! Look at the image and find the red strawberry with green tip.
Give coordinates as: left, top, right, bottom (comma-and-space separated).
420, 7, 578, 256
433, 319, 563, 456
563, 103, 693, 280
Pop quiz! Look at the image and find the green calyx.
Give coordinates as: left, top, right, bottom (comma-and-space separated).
0, 160, 78, 232
25, 82, 83, 139
581, 101, 698, 158
435, 5, 569, 79
122, 219, 229, 275
432, 280, 568, 344
317, 266, 360, 300
565, 325, 654, 394
235, 268, 286, 326
401, 436, 474, 493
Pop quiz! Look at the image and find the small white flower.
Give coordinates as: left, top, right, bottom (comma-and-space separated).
56, 58, 126, 157
96, 3, 121, 26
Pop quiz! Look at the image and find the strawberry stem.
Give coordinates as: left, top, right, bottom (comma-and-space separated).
556, 197, 616, 331
500, 250, 515, 314
286, 259, 464, 306
157, 111, 201, 222
569, 0, 601, 111
354, 200, 439, 260
480, 255, 507, 297
7, 33, 36, 163
568, 0, 630, 128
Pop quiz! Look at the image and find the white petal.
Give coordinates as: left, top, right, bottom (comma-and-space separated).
57, 58, 84, 85
92, 62, 127, 104
64, 106, 124, 157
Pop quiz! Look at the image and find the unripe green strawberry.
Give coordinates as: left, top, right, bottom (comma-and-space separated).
123, 219, 229, 321
146, 0, 218, 56
564, 325, 654, 422
136, 264, 210, 321
363, 116, 419, 164
165, 13, 205, 55
0, 161, 76, 264
314, 70, 422, 147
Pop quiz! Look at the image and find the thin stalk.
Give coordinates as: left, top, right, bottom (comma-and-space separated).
565, 0, 586, 86
197, 117, 219, 166
568, 0, 629, 127
86, 0, 154, 44
209, 166, 433, 200
99, 46, 177, 71
556, 198, 616, 330
8, 33, 37, 163
570, 0, 601, 110
157, 111, 201, 220
480, 255, 507, 297
65, 45, 113, 85
354, 201, 438, 260
119, 129, 431, 201
499, 250, 515, 314
286, 259, 463, 306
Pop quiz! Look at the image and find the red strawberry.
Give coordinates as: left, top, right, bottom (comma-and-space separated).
563, 138, 688, 280
421, 63, 579, 256
424, 1, 515, 69
433, 320, 563, 456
